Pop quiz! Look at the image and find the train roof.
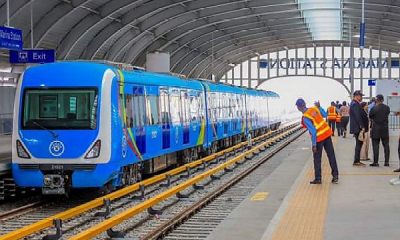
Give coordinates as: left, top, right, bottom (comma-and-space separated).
22, 62, 280, 98
122, 69, 203, 90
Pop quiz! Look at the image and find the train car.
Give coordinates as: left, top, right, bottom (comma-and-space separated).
12, 62, 280, 195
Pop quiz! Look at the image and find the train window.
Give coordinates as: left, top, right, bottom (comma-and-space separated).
170, 93, 181, 125
133, 95, 144, 127
69, 96, 77, 113
125, 94, 134, 128
198, 92, 204, 120
22, 88, 97, 130
160, 89, 170, 124
180, 90, 189, 124
189, 94, 198, 122
39, 95, 58, 118
146, 95, 159, 125
210, 92, 217, 122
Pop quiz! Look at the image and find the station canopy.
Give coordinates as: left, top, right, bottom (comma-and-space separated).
0, 0, 399, 79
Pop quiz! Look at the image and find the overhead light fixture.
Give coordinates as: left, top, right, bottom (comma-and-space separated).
228, 63, 235, 67
283, 46, 289, 50
353, 34, 360, 38
397, 41, 400, 44
255, 52, 261, 56
313, 43, 316, 47
369, 45, 373, 49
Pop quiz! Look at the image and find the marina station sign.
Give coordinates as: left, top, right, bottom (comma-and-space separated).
259, 58, 399, 69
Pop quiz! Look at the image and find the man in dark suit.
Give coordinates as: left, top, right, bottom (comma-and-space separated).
369, 94, 390, 167
350, 90, 367, 166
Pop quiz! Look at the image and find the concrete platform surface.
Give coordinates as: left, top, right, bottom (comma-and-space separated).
204, 134, 400, 240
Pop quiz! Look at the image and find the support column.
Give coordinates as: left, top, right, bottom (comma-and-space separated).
304, 47, 307, 75
332, 45, 335, 79
360, 49, 363, 94
240, 62, 243, 87
388, 50, 392, 79
370, 47, 373, 97
231, 68, 234, 85
286, 49, 289, 76
323, 45, 326, 77
379, 48, 382, 79
248, 59, 251, 88
314, 45, 317, 76
295, 48, 298, 75
277, 52, 280, 77
267, 52, 270, 79
257, 55, 261, 86
341, 44, 344, 81
350, 46, 354, 94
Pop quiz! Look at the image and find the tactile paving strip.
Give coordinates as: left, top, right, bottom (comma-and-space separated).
270, 138, 337, 240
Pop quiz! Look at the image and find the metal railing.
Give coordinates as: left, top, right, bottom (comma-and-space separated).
389, 114, 400, 130
0, 113, 12, 135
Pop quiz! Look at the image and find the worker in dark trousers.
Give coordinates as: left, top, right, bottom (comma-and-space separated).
369, 94, 390, 167
336, 112, 342, 136
327, 102, 337, 136
296, 98, 339, 184
350, 91, 368, 167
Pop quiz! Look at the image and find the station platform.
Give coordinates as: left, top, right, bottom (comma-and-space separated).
205, 133, 400, 240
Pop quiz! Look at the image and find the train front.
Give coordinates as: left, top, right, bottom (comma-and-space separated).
12, 62, 113, 195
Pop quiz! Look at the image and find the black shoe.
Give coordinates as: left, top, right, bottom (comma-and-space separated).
384, 163, 390, 167
332, 178, 339, 184
394, 168, 400, 172
310, 179, 322, 184
370, 163, 379, 167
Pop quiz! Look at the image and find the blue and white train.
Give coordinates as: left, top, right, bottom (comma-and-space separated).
12, 62, 280, 195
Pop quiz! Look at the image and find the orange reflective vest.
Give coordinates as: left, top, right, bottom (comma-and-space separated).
301, 107, 333, 142
327, 106, 337, 120
336, 113, 341, 122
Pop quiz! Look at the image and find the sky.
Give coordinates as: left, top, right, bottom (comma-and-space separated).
258, 76, 350, 118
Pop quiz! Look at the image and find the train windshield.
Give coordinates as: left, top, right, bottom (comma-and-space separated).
22, 88, 98, 130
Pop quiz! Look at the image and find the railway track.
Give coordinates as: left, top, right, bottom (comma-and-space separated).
0, 200, 49, 222
0, 123, 303, 240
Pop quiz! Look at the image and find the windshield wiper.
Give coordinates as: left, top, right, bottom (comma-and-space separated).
33, 121, 59, 138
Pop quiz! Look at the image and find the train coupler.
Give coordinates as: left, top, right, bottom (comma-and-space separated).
42, 174, 66, 195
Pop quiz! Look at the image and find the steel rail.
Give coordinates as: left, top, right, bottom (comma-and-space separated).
0, 200, 49, 221
68, 126, 301, 240
0, 124, 294, 240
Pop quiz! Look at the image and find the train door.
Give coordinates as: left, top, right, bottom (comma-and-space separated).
145, 86, 162, 157
222, 93, 228, 135
133, 86, 146, 154
181, 90, 190, 144
160, 88, 170, 149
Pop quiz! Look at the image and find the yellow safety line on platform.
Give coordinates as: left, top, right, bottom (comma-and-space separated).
270, 138, 337, 240
340, 172, 398, 175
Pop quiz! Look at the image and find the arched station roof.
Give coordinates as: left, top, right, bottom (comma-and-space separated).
0, 0, 399, 79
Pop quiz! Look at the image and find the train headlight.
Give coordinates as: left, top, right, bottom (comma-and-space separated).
16, 140, 31, 159
85, 140, 101, 159
44, 177, 52, 186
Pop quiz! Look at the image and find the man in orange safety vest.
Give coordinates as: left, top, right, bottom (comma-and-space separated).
296, 98, 339, 184
327, 102, 338, 136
